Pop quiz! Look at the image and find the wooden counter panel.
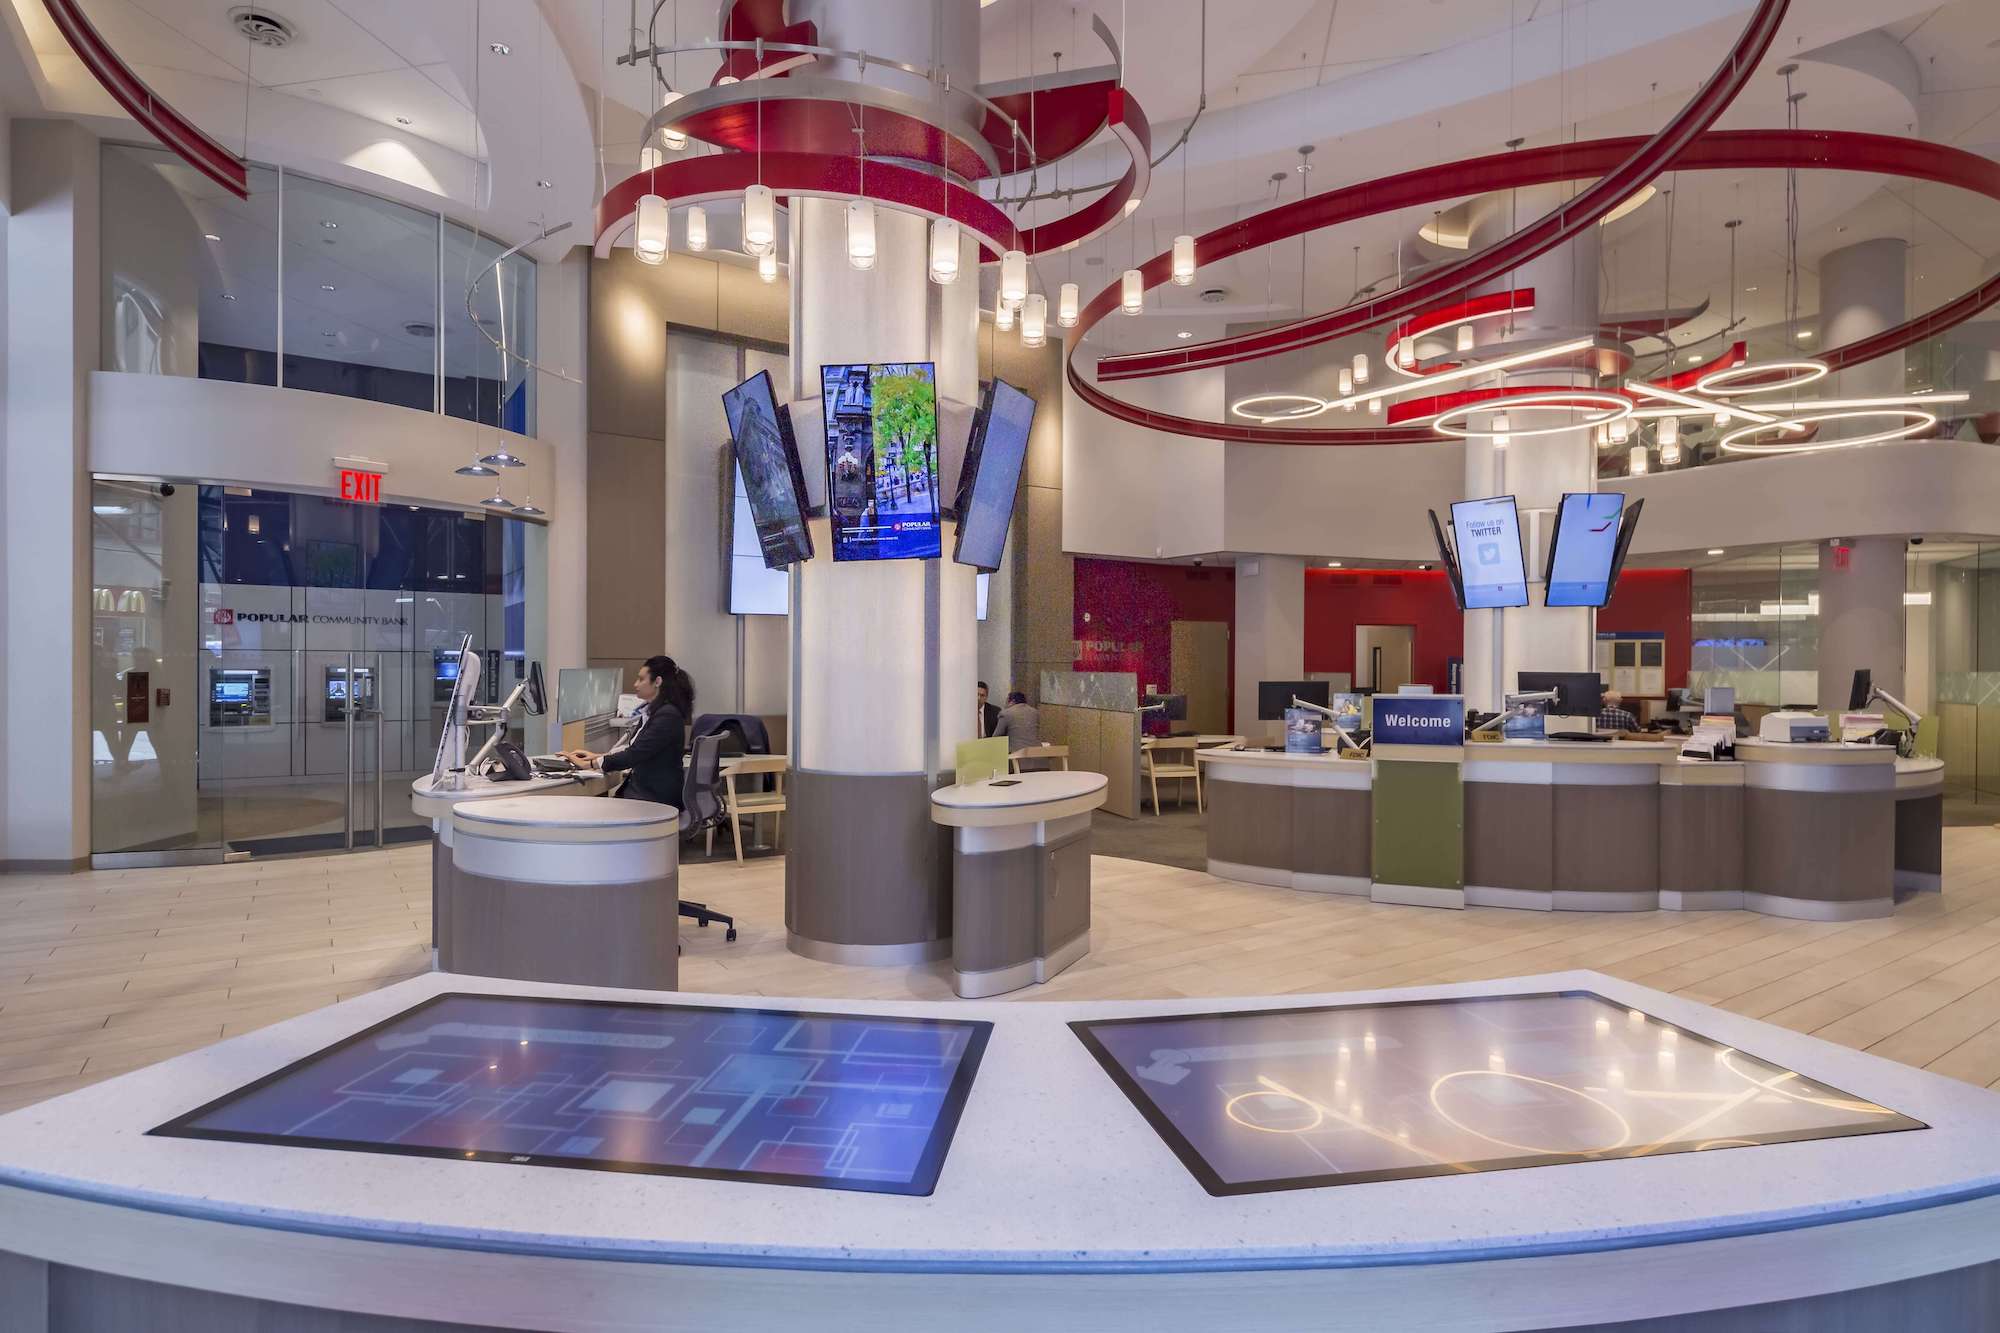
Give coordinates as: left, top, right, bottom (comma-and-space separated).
1291, 787, 1372, 880
1464, 782, 1554, 892
1554, 785, 1660, 897
1660, 786, 1745, 896
1743, 788, 1895, 903
1206, 778, 1292, 871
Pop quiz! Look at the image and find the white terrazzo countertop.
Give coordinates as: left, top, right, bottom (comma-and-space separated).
2, 970, 2000, 1275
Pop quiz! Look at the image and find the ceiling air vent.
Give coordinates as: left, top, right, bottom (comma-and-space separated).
403, 321, 437, 339
229, 8, 297, 48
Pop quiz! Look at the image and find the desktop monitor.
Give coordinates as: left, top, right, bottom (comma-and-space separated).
722, 370, 814, 570
1849, 668, 1874, 712
1449, 495, 1529, 609
953, 378, 1036, 572
1518, 671, 1603, 718
1258, 680, 1330, 722
821, 362, 943, 562
1543, 492, 1625, 608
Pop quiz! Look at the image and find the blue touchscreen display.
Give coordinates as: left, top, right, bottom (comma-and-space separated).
152, 993, 991, 1196
1450, 495, 1528, 609
1545, 492, 1625, 608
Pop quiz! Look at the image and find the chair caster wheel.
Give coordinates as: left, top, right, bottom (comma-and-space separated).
725, 927, 738, 942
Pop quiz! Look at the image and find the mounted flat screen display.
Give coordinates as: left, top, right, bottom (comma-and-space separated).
1543, 492, 1626, 607
1427, 509, 1468, 611
722, 370, 813, 570
151, 992, 993, 1197
953, 377, 1036, 572
821, 362, 943, 562
1449, 495, 1529, 609
1071, 991, 1921, 1197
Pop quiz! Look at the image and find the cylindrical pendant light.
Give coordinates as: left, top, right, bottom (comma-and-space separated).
1171, 233, 1196, 285
1338, 367, 1353, 396
686, 205, 708, 253
634, 193, 669, 263
1596, 423, 1610, 449
1658, 415, 1681, 465
1352, 352, 1370, 385
1057, 281, 1079, 328
1399, 337, 1415, 368
660, 90, 687, 150
743, 183, 776, 255
1492, 414, 1510, 450
846, 198, 876, 271
1021, 293, 1048, 348
1713, 409, 1731, 427
928, 217, 960, 284
1367, 396, 1381, 415
1342, 398, 1356, 413
995, 300, 1014, 332
639, 142, 663, 174
1629, 443, 1649, 475
634, 245, 664, 267
757, 248, 777, 283
1456, 323, 1475, 353
1120, 268, 1143, 315
1609, 416, 1631, 445
1000, 249, 1028, 307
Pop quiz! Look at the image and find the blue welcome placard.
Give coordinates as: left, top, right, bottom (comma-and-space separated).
1372, 694, 1465, 746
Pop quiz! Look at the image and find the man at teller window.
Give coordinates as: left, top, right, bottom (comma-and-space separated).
977, 680, 1000, 739
568, 655, 694, 804
1596, 689, 1640, 735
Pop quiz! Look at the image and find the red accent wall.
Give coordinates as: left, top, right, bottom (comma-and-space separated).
1072, 558, 1236, 724
1598, 568, 1694, 692
1304, 569, 1465, 690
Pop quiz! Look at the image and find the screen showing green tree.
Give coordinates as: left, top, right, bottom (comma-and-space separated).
820, 361, 942, 561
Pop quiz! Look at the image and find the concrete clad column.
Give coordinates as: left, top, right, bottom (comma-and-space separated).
1819, 536, 1907, 717
1233, 556, 1305, 745
1457, 186, 1600, 712
784, 0, 981, 965
1819, 237, 1907, 423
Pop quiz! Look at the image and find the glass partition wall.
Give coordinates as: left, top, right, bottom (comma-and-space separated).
100, 143, 535, 435
90, 480, 544, 864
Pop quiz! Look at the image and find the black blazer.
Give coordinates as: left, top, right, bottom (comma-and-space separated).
602, 703, 686, 806
979, 701, 1001, 738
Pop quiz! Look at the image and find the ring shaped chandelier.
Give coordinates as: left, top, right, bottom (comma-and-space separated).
1230, 393, 1333, 423
1719, 409, 1939, 455
1694, 360, 1831, 398
1427, 392, 1635, 442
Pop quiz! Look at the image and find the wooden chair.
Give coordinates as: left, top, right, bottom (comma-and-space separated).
722, 754, 789, 864
1009, 744, 1070, 773
1141, 736, 1202, 813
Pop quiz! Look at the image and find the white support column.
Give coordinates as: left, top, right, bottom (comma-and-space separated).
1820, 237, 1908, 421
1233, 556, 1306, 745
1819, 536, 1907, 718
539, 248, 589, 754
3, 120, 98, 867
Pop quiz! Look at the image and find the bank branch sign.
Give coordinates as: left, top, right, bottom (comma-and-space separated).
1373, 695, 1465, 746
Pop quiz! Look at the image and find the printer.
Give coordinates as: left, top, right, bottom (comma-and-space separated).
1757, 711, 1832, 744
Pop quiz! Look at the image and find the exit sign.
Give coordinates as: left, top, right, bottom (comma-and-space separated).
338, 468, 384, 504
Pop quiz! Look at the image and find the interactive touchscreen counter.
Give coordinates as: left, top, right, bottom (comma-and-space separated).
152, 993, 991, 1196
1072, 992, 1921, 1196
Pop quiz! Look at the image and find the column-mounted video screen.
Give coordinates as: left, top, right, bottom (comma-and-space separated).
953, 377, 1036, 572
722, 370, 814, 570
1543, 492, 1625, 607
1449, 494, 1529, 609
821, 362, 943, 562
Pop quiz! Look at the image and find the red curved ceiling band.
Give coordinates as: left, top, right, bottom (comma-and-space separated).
593, 151, 1021, 259
1018, 87, 1151, 257
1069, 131, 2000, 445
1658, 341, 1748, 390
42, 0, 248, 199
1386, 289, 1535, 359
1093, 0, 1790, 382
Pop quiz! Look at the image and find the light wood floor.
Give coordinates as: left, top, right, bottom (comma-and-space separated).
7, 828, 2000, 1114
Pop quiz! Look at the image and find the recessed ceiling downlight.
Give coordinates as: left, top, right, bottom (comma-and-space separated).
228, 8, 296, 48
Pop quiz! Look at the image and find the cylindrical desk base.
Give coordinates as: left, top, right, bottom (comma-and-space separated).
444, 868, 679, 991
950, 812, 1093, 999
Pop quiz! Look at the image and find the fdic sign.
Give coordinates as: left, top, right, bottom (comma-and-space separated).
1372, 695, 1466, 746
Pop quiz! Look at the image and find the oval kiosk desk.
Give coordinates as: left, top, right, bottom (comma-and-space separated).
445, 795, 680, 991
931, 771, 1108, 997
412, 771, 606, 954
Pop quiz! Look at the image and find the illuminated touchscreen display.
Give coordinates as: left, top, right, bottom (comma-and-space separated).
1072, 992, 1920, 1196
153, 993, 991, 1196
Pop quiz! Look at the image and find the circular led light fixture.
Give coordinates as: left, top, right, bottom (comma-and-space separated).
1229, 393, 1329, 423
455, 456, 498, 477
514, 496, 546, 517
1719, 409, 1937, 456
481, 488, 516, 510
1695, 359, 1829, 398
1429, 392, 1634, 441
478, 447, 526, 468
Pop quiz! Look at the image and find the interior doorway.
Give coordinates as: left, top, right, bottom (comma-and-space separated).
1169, 619, 1231, 733
1355, 625, 1416, 693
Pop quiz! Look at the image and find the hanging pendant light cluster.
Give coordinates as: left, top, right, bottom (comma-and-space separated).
1656, 414, 1681, 466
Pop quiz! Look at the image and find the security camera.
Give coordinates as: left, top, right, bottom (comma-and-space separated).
158, 483, 176, 498
1191, 557, 1205, 567
1910, 536, 1925, 546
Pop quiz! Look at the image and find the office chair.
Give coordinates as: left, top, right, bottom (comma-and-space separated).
676, 731, 738, 942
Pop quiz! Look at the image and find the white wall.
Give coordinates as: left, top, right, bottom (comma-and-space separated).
1063, 356, 1226, 560
88, 371, 554, 512
1223, 437, 1463, 562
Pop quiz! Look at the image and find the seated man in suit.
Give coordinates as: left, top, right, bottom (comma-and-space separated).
994, 690, 1040, 754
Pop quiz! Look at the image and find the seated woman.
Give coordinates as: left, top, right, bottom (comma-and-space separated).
568, 655, 694, 804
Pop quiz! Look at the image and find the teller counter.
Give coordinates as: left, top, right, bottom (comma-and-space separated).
411, 768, 609, 951
1199, 741, 1945, 918
5, 969, 2000, 1332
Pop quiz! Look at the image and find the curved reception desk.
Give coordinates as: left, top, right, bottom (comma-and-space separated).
6, 968, 2000, 1331
444, 795, 680, 991
411, 770, 606, 950
1201, 742, 1946, 919
931, 771, 1109, 998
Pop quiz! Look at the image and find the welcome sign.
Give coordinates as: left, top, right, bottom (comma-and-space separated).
1372, 694, 1465, 746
